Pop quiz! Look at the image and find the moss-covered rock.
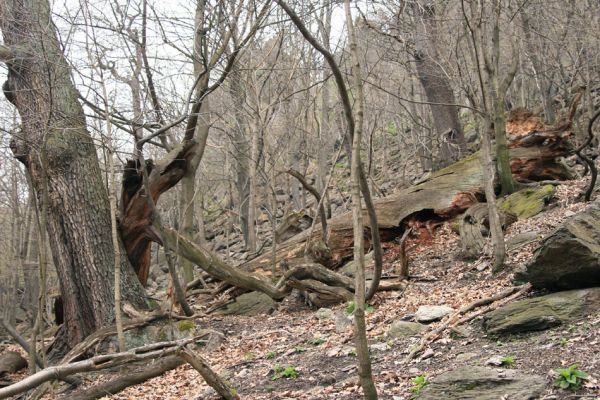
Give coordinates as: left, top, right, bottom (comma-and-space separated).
214, 292, 277, 316
483, 288, 600, 335
418, 366, 545, 400
498, 185, 555, 219
177, 320, 196, 332
387, 321, 426, 338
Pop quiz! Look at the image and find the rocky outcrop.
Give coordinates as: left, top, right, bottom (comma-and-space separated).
498, 185, 555, 219
418, 366, 545, 400
514, 204, 600, 290
213, 292, 277, 316
483, 288, 600, 335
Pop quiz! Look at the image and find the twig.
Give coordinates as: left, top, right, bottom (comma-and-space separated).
0, 337, 203, 399
404, 284, 531, 362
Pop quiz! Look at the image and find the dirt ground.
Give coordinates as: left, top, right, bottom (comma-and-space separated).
2, 179, 599, 399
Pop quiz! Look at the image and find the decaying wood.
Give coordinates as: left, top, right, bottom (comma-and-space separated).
459, 203, 517, 259
0, 318, 80, 387
119, 141, 197, 286
64, 356, 184, 400
286, 169, 328, 241
0, 337, 201, 399
396, 228, 412, 279
404, 284, 531, 362
245, 116, 575, 275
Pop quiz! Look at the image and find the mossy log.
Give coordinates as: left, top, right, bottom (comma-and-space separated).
245, 124, 572, 274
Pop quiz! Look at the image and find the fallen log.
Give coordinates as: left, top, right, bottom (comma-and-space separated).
63, 356, 184, 400
0, 337, 201, 399
244, 116, 575, 274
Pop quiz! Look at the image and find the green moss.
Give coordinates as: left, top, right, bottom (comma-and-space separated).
499, 185, 555, 219
177, 320, 196, 332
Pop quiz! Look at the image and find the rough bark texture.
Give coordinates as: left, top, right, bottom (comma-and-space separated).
119, 142, 197, 286
0, 0, 147, 349
414, 1, 467, 168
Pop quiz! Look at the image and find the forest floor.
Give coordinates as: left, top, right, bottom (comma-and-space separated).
2, 179, 600, 399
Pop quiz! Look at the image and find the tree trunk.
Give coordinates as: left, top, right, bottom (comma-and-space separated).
0, 0, 147, 350
413, 1, 467, 168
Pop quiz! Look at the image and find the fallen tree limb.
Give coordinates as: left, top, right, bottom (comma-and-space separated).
61, 311, 168, 364
0, 318, 80, 387
404, 284, 531, 362
0, 337, 201, 399
178, 346, 238, 400
287, 168, 328, 241
64, 356, 184, 400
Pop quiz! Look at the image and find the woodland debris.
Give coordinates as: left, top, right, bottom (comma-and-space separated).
404, 284, 531, 362
0, 337, 203, 399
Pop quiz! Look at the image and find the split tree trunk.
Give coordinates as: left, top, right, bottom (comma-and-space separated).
0, 0, 147, 350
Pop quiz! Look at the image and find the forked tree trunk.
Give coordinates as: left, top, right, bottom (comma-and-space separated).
0, 0, 147, 350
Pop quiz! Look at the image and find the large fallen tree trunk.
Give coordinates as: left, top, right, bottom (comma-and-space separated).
244, 122, 574, 273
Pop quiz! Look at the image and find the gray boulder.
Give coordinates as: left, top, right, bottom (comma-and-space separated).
213, 292, 277, 316
418, 366, 545, 400
415, 305, 454, 323
483, 288, 600, 335
387, 321, 426, 338
514, 204, 600, 290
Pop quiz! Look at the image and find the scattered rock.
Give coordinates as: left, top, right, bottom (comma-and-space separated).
514, 203, 600, 290
450, 326, 471, 339
418, 366, 545, 400
506, 230, 541, 251
415, 305, 454, 323
0, 351, 27, 376
484, 355, 505, 366
498, 185, 555, 219
335, 312, 352, 333
204, 330, 225, 352
455, 352, 478, 362
483, 288, 600, 335
213, 292, 277, 316
387, 321, 426, 338
315, 308, 334, 320
370, 343, 388, 352
420, 348, 435, 360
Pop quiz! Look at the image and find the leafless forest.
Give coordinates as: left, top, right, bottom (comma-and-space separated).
1, 1, 600, 399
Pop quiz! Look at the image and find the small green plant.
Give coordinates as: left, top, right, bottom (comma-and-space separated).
265, 351, 277, 360
557, 337, 569, 347
345, 301, 374, 315
554, 364, 588, 390
500, 355, 516, 367
309, 336, 325, 346
410, 375, 430, 397
272, 365, 299, 380
294, 346, 306, 354
567, 324, 577, 333
243, 352, 255, 361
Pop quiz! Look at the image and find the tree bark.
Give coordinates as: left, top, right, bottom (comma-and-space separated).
0, 0, 147, 350
413, 1, 467, 168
